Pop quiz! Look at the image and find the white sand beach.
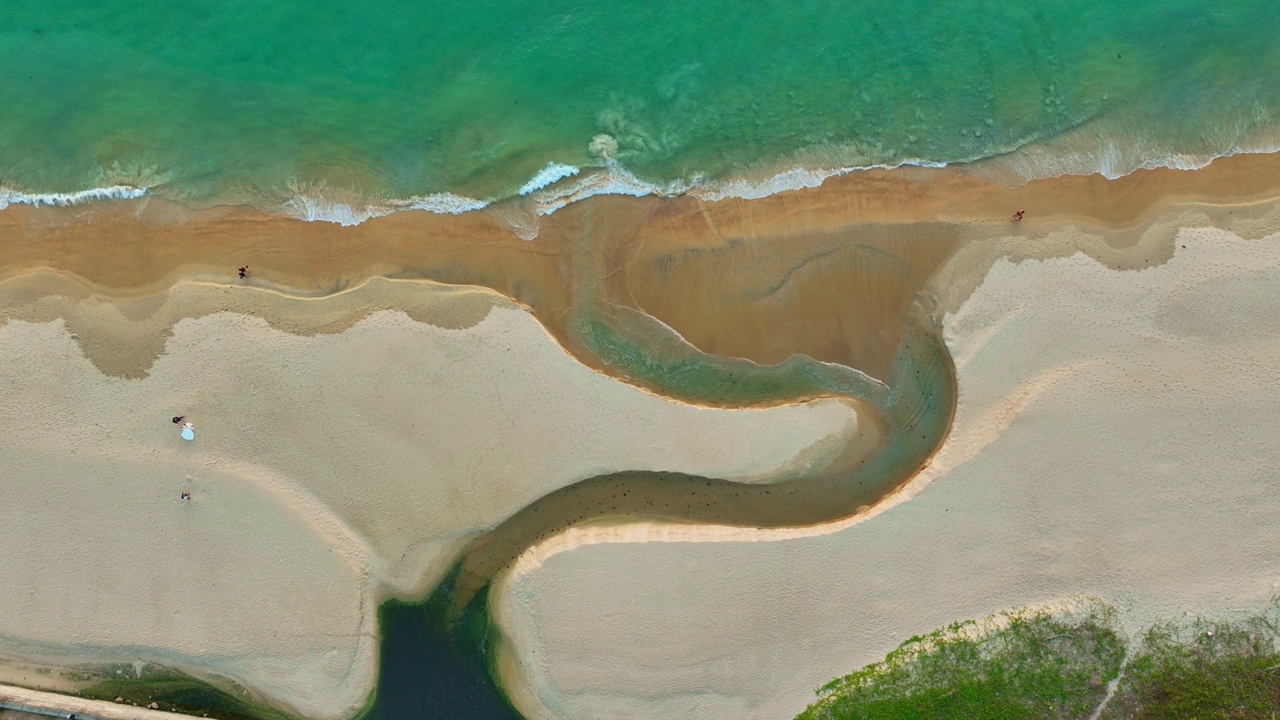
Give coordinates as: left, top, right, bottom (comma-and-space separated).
491, 226, 1280, 720
0, 276, 866, 719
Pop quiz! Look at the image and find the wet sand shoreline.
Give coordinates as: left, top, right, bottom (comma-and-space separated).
5, 150, 1280, 386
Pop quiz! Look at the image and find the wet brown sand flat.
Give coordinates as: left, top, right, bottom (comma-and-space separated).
0, 190, 950, 386
6, 150, 1280, 389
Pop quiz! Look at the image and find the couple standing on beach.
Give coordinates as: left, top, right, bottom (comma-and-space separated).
172, 415, 195, 440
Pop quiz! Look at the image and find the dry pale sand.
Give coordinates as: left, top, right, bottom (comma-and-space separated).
491, 226, 1280, 720
0, 276, 865, 719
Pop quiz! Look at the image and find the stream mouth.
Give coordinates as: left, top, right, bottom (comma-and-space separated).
351, 298, 957, 720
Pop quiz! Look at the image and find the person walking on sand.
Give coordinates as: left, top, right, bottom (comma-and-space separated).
1012, 209, 1025, 222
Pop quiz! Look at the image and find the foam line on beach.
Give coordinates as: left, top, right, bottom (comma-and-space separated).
6, 141, 1280, 229
518, 162, 581, 195
970, 118, 1280, 185
282, 191, 490, 226
0, 184, 148, 210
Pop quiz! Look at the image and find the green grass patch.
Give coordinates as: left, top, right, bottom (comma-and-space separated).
1101, 606, 1280, 720
797, 602, 1125, 720
78, 665, 294, 720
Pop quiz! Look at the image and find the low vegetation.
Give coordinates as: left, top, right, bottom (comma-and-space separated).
1100, 606, 1280, 720
797, 601, 1125, 720
801, 600, 1280, 720
78, 664, 292, 720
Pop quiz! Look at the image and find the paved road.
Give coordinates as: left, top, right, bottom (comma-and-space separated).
1, 698, 99, 720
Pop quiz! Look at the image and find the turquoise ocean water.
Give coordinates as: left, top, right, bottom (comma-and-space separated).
1, 0, 1278, 215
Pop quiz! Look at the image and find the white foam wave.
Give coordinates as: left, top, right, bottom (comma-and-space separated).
969, 117, 1280, 185
0, 184, 147, 211
975, 141, 1275, 185
398, 193, 490, 215
691, 166, 851, 202
283, 194, 384, 226
288, 124, 1280, 224
687, 158, 950, 203
521, 155, 959, 215
528, 164, 696, 216
6, 132, 1280, 229
282, 192, 489, 226
518, 163, 581, 195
